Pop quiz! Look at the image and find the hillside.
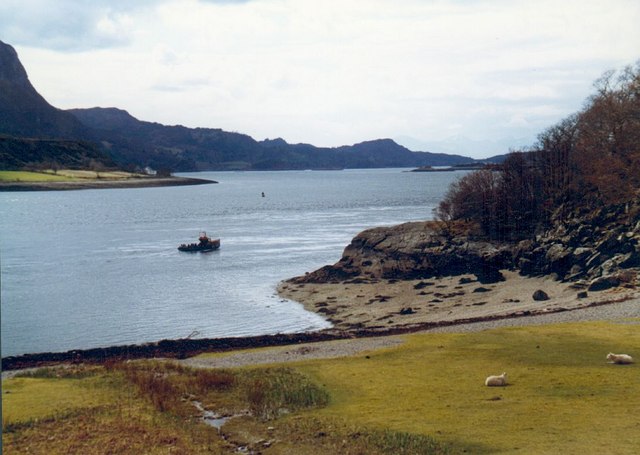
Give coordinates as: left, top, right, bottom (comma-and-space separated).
0, 135, 115, 170
69, 107, 477, 171
0, 39, 481, 171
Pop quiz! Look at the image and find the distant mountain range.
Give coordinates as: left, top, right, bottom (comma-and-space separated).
0, 40, 502, 171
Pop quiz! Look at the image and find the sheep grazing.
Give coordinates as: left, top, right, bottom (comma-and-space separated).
485, 372, 507, 387
606, 353, 634, 365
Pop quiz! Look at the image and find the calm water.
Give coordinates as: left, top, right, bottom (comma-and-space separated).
1, 169, 463, 357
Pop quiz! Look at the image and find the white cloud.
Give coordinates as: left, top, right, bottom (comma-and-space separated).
2, 0, 639, 157
0, 0, 161, 51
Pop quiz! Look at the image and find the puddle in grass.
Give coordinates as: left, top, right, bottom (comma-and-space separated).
192, 400, 247, 431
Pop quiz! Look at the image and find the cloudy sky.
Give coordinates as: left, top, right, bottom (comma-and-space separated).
1, 0, 638, 158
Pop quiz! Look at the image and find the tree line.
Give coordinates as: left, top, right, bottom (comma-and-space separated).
436, 62, 640, 241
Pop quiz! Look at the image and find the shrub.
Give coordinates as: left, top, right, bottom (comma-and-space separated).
243, 368, 330, 420
191, 369, 235, 392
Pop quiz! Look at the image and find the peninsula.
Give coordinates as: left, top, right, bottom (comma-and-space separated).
0, 170, 216, 191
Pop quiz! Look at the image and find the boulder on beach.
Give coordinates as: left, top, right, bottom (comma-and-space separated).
532, 290, 550, 301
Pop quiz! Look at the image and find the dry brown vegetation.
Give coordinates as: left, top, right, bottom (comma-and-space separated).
3, 361, 452, 454
436, 63, 640, 240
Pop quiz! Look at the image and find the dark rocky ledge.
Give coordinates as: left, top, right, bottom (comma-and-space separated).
290, 221, 513, 285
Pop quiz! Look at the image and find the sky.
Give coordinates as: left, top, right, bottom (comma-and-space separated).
1, 0, 638, 158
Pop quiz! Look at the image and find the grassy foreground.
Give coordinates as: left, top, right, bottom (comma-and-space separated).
298, 321, 640, 453
3, 320, 639, 454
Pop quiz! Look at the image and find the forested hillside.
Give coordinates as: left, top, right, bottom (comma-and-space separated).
0, 135, 114, 170
69, 107, 477, 171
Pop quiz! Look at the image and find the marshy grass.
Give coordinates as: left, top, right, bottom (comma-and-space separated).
216, 414, 452, 454
240, 367, 330, 420
273, 415, 453, 454
111, 360, 328, 420
2, 364, 225, 453
368, 429, 450, 454
12, 364, 102, 379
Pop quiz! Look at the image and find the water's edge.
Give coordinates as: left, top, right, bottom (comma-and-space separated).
5, 299, 625, 371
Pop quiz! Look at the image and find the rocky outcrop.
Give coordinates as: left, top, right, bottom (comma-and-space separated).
289, 201, 640, 290
292, 221, 513, 284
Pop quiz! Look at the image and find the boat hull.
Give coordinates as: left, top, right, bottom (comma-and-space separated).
178, 238, 220, 252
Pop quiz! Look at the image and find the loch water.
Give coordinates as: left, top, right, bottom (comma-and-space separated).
1, 168, 464, 357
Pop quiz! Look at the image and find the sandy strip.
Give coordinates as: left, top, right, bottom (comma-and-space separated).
277, 270, 639, 331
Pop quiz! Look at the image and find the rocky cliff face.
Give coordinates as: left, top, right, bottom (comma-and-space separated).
514, 202, 640, 289
291, 201, 640, 290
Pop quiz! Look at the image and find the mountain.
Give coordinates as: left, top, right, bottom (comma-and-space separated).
0, 40, 115, 170
0, 39, 479, 171
0, 41, 88, 140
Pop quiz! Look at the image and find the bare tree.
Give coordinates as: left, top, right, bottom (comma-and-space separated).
435, 62, 640, 241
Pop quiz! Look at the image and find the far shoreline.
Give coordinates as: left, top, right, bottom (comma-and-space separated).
0, 175, 217, 191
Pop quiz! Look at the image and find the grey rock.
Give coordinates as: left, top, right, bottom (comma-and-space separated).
473, 286, 492, 293
600, 253, 633, 275
572, 247, 593, 262
532, 290, 550, 301
588, 275, 621, 292
585, 252, 605, 270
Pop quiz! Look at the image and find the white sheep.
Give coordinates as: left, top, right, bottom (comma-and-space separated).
606, 353, 634, 364
485, 372, 507, 386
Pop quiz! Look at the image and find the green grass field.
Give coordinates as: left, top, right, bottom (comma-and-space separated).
3, 320, 639, 454
0, 170, 77, 182
0, 170, 145, 182
296, 321, 640, 453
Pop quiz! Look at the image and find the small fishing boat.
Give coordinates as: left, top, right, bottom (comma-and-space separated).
178, 232, 220, 252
